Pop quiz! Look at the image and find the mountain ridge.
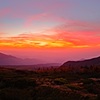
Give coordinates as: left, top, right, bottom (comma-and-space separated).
0, 52, 60, 69
60, 56, 100, 68
0, 52, 43, 65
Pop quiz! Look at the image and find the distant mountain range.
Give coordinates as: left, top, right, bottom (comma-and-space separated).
0, 52, 60, 69
0, 52, 44, 65
0, 52, 100, 69
60, 56, 100, 68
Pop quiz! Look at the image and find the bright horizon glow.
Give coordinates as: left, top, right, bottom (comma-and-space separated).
0, 32, 100, 49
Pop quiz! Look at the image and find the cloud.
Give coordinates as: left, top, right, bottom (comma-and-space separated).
0, 7, 11, 18
52, 20, 100, 37
0, 14, 100, 48
23, 14, 67, 28
0, 29, 100, 49
24, 13, 50, 27
0, 0, 70, 28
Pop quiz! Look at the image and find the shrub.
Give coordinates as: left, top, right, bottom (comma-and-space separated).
35, 86, 81, 100
54, 78, 68, 85
66, 84, 81, 90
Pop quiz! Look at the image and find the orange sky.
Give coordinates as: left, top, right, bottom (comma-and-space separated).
0, 31, 100, 49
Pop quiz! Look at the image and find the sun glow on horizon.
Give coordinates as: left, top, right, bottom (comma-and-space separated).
0, 32, 99, 49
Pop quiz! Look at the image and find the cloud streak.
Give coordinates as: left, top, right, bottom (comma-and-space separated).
0, 30, 100, 49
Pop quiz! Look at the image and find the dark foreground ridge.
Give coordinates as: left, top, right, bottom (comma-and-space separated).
60, 56, 100, 68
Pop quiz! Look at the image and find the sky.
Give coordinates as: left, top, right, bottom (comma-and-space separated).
0, 0, 100, 63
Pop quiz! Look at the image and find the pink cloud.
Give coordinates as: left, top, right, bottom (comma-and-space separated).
51, 20, 100, 37
23, 13, 74, 28
4, 1, 70, 28
0, 7, 11, 18
24, 13, 50, 27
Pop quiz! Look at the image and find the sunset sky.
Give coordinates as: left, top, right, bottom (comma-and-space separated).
0, 0, 100, 63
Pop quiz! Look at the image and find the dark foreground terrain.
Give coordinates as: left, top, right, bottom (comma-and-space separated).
0, 66, 100, 100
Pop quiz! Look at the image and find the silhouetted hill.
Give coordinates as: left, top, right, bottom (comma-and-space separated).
60, 56, 100, 68
0, 53, 23, 65
0, 52, 43, 65
0, 52, 60, 70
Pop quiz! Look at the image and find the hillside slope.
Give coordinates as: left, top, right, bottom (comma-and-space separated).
60, 56, 100, 67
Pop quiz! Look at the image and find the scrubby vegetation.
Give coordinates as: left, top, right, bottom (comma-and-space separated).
0, 66, 100, 100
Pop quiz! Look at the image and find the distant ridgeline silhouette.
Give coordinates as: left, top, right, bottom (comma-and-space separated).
0, 52, 60, 67
60, 56, 100, 67
0, 52, 43, 65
